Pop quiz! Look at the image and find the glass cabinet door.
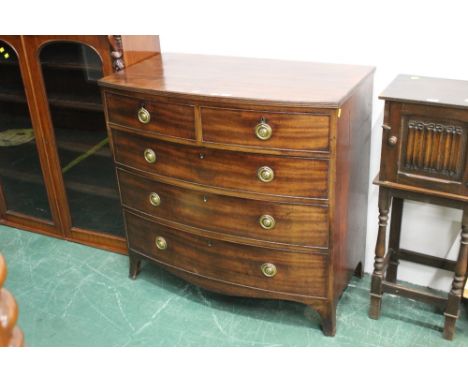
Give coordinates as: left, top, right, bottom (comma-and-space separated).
0, 40, 52, 221
39, 42, 124, 237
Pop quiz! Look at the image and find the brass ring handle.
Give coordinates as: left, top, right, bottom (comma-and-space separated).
144, 148, 157, 163
261, 263, 277, 278
155, 236, 167, 250
259, 214, 276, 230
257, 166, 274, 183
137, 107, 151, 124
149, 192, 161, 207
255, 122, 272, 140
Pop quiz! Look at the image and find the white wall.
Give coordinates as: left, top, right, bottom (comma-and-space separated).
156, 0, 468, 291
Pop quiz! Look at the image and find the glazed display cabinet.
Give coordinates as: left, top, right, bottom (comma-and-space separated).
0, 35, 160, 253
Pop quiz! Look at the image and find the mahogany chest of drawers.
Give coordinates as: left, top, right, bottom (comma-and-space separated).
99, 53, 374, 336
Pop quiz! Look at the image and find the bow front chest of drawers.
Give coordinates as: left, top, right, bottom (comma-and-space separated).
98, 53, 375, 336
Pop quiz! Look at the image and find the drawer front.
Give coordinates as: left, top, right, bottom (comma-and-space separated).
112, 130, 329, 199
105, 92, 196, 140
125, 212, 327, 297
202, 107, 330, 152
118, 169, 329, 248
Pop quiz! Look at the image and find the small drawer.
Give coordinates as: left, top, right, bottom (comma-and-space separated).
112, 129, 329, 199
118, 169, 329, 248
125, 211, 327, 297
201, 107, 330, 152
105, 92, 196, 140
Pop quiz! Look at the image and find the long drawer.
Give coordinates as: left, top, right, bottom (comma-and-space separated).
112, 129, 329, 199
201, 106, 330, 153
118, 169, 329, 248
125, 211, 328, 297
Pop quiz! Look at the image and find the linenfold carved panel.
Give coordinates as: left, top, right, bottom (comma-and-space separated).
402, 118, 467, 180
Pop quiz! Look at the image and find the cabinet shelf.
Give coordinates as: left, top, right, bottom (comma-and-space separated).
0, 113, 114, 200
41, 59, 102, 71
0, 86, 26, 103
0, 85, 102, 111
0, 114, 109, 162
48, 92, 102, 112
39, 44, 103, 71
0, 142, 118, 200
1, 166, 119, 200
56, 136, 111, 159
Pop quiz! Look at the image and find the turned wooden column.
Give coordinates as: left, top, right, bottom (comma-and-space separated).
385, 198, 403, 283
443, 206, 468, 340
369, 188, 391, 319
0, 254, 24, 347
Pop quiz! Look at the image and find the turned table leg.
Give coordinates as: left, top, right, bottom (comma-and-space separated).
443, 206, 468, 340
369, 188, 391, 320
129, 255, 142, 280
386, 197, 403, 283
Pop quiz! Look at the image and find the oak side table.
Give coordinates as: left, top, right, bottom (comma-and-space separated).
370, 74, 468, 340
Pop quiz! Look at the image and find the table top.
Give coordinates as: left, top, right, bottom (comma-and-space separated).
380, 74, 468, 110
99, 52, 375, 107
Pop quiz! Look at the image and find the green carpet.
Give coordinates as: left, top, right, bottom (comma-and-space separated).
1, 224, 467, 346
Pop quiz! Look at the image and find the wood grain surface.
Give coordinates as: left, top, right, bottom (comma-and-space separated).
112, 129, 329, 199
125, 211, 328, 298
99, 53, 374, 107
118, 169, 329, 248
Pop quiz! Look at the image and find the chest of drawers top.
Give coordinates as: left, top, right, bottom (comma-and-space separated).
99, 53, 374, 107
